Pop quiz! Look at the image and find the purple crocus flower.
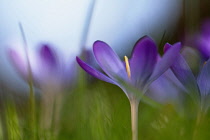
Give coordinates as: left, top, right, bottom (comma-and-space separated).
9, 43, 76, 133
77, 36, 181, 102
165, 43, 210, 112
77, 36, 181, 140
8, 43, 76, 90
147, 48, 200, 105
192, 19, 210, 60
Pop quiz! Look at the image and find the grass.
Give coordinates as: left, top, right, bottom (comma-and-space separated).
1, 78, 210, 140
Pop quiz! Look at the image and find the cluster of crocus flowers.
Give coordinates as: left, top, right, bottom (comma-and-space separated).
76, 36, 181, 140
6, 19, 210, 139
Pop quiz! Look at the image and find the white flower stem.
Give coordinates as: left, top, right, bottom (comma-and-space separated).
192, 108, 205, 140
130, 99, 139, 140
41, 87, 62, 139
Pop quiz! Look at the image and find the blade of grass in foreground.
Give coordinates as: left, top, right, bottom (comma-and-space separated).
5, 102, 21, 140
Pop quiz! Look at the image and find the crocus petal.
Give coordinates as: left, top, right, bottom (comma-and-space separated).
39, 44, 58, 68
76, 57, 117, 85
197, 59, 210, 97
197, 59, 210, 110
146, 69, 184, 103
93, 41, 128, 82
172, 54, 200, 97
194, 20, 210, 60
129, 36, 157, 87
163, 43, 171, 52
35, 44, 61, 85
8, 49, 28, 80
197, 38, 210, 60
149, 42, 181, 83
165, 44, 199, 95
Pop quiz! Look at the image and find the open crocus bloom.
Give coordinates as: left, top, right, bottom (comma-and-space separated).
8, 44, 76, 89
77, 36, 181, 101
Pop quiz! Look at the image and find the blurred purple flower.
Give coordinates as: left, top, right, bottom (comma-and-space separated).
166, 43, 210, 112
8, 44, 76, 89
147, 47, 201, 104
77, 36, 181, 101
190, 19, 210, 60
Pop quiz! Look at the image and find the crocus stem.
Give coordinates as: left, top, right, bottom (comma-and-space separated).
130, 99, 139, 140
41, 90, 54, 132
41, 88, 62, 139
192, 109, 204, 140
51, 94, 62, 138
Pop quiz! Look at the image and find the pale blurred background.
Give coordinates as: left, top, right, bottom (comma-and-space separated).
0, 0, 183, 91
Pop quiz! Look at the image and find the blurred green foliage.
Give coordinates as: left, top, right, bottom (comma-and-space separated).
1, 76, 210, 140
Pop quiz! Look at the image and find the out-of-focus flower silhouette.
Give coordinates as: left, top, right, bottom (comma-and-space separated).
187, 19, 210, 61
8, 44, 76, 89
166, 43, 210, 112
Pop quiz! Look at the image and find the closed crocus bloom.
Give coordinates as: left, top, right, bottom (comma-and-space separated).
165, 43, 210, 113
8, 43, 76, 134
8, 44, 75, 89
77, 36, 181, 140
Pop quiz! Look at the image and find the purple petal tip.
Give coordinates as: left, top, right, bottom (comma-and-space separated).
93, 40, 109, 51
164, 43, 172, 53
76, 56, 81, 64
164, 42, 181, 53
39, 44, 57, 66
